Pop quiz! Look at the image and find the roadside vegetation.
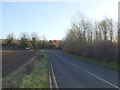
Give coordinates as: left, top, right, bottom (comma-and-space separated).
20, 51, 49, 88
2, 50, 49, 88
59, 12, 119, 71
2, 32, 61, 50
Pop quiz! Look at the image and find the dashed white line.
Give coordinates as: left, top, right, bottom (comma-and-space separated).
63, 58, 68, 62
85, 70, 120, 89
50, 52, 119, 89
53, 53, 80, 68
69, 62, 79, 68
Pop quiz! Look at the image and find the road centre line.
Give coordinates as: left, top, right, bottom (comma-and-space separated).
69, 62, 79, 68
63, 55, 120, 89
85, 70, 120, 89
52, 52, 119, 89
53, 53, 81, 69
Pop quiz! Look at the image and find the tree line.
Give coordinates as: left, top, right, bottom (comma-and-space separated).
1, 13, 119, 62
2, 32, 61, 50
60, 13, 118, 62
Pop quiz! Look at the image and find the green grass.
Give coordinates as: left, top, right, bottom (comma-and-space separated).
62, 50, 119, 72
20, 51, 49, 88
2, 50, 50, 88
2, 57, 36, 88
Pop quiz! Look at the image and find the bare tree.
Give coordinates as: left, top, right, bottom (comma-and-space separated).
108, 19, 114, 42
61, 12, 118, 62
94, 22, 102, 42
99, 18, 113, 41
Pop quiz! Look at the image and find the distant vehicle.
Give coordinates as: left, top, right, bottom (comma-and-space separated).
25, 47, 30, 50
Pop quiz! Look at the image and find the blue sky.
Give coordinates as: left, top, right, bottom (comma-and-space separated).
1, 1, 118, 40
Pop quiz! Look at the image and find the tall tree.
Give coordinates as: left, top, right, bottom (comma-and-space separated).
6, 33, 14, 48
30, 32, 39, 49
19, 32, 31, 49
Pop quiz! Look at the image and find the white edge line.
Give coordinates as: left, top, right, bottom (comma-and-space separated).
85, 71, 120, 89
49, 58, 59, 88
49, 64, 52, 88
49, 52, 119, 89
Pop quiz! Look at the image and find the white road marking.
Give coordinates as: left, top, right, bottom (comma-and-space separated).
49, 58, 59, 88
85, 71, 120, 89
50, 51, 119, 89
49, 68, 52, 88
53, 53, 80, 69
51, 51, 120, 89
64, 58, 68, 62
69, 62, 79, 68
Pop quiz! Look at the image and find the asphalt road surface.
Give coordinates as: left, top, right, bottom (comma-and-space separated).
45, 50, 119, 88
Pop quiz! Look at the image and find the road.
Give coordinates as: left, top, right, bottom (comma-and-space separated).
45, 50, 119, 88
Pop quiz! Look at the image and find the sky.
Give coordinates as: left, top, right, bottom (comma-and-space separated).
1, 0, 119, 40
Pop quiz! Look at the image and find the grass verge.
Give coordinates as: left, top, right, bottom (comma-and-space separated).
2, 50, 49, 88
62, 50, 119, 72
20, 50, 49, 88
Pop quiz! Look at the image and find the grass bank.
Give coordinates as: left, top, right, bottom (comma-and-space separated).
62, 50, 119, 72
2, 50, 49, 88
20, 50, 49, 88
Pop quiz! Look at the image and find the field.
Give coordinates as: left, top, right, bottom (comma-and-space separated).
2, 50, 49, 88
2, 49, 35, 78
